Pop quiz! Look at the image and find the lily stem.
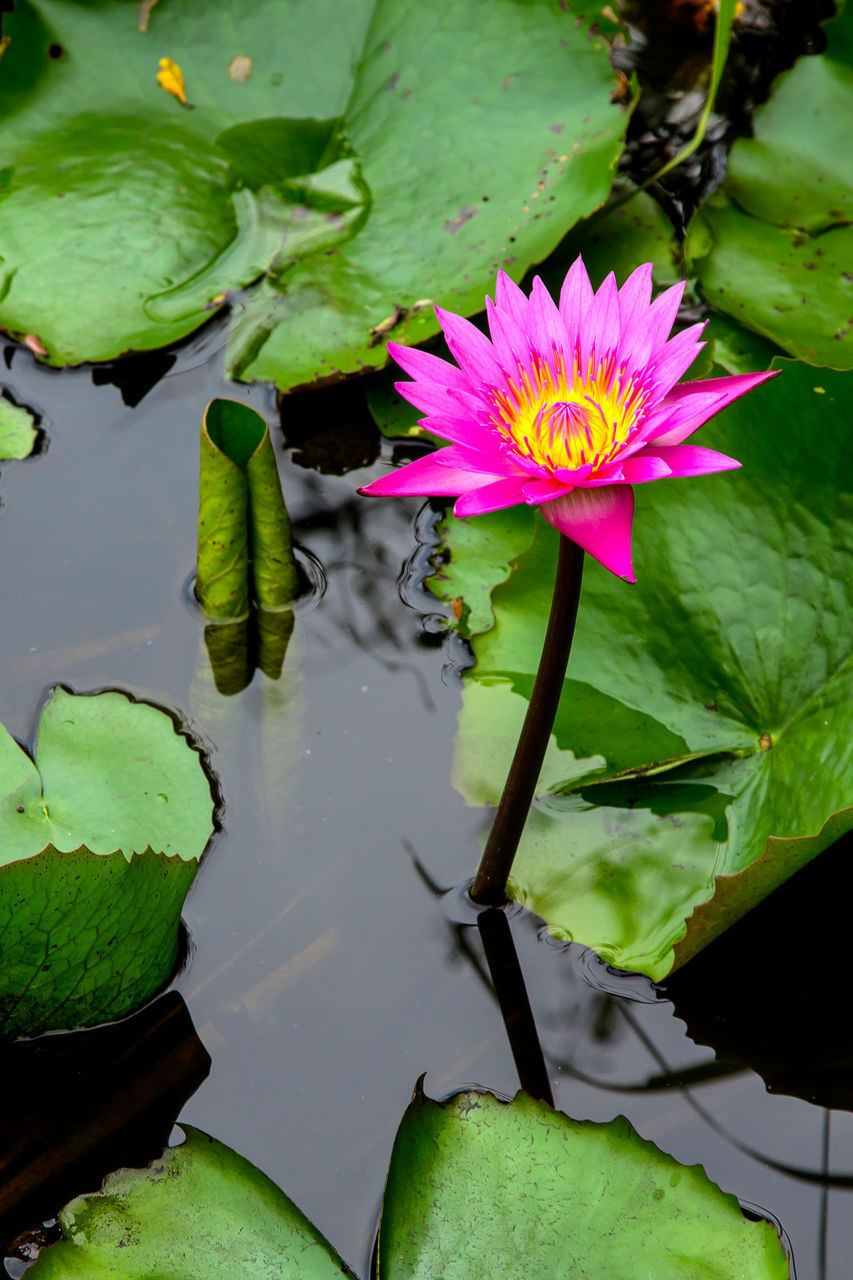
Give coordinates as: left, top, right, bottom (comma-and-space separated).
470, 534, 584, 906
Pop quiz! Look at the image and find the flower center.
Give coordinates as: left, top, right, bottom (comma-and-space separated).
489, 349, 646, 475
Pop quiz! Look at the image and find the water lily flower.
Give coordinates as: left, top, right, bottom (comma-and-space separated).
359, 258, 776, 580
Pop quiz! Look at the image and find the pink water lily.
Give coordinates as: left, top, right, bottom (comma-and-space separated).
359, 258, 777, 580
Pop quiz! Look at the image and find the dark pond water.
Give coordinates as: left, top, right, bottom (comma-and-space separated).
0, 323, 851, 1278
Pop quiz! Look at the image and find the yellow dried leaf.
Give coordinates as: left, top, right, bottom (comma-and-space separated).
156, 56, 187, 104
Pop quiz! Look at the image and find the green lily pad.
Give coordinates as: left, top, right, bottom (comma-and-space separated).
0, 0, 627, 382
724, 5, 853, 233
0, 392, 38, 459
0, 687, 214, 1036
0, 0, 373, 364
536, 186, 683, 297
697, 313, 786, 376
690, 5, 853, 367
377, 1085, 787, 1279
438, 359, 853, 979
27, 1126, 350, 1280
689, 199, 853, 368
231, 0, 627, 391
28, 1093, 787, 1280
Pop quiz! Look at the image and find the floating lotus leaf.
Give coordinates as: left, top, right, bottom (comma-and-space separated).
378, 1085, 788, 1279
0, 0, 628, 391
690, 5, 853, 368
0, 688, 214, 1036
27, 1092, 787, 1280
0, 392, 37, 459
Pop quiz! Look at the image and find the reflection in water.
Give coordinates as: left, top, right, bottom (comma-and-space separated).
204, 607, 294, 695
666, 829, 853, 1113
477, 908, 553, 1106
413, 853, 853, 1278
0, 994, 209, 1262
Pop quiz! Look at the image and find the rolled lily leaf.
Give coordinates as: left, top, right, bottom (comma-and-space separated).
0, 392, 38, 460
0, 688, 214, 1037
197, 399, 298, 618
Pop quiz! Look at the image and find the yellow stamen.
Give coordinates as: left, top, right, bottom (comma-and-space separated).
490, 349, 646, 473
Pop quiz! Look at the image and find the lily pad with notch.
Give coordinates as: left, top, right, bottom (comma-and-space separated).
0, 0, 629, 386
26, 1086, 789, 1279
0, 687, 215, 1038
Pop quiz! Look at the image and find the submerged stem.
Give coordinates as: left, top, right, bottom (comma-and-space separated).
470, 535, 584, 907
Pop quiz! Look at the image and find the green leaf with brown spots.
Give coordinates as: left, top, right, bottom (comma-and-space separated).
28, 1094, 787, 1280
0, 0, 628, 386
197, 398, 298, 618
690, 4, 853, 367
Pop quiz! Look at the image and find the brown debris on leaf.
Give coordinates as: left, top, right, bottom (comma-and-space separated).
228, 55, 253, 83
136, 0, 159, 33
24, 334, 48, 358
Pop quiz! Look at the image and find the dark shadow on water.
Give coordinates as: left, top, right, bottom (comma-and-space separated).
666, 829, 853, 1113
0, 992, 210, 1259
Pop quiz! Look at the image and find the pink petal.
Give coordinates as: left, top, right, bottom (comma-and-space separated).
435, 308, 504, 390
358, 453, 505, 499
413, 413, 500, 451
387, 341, 467, 390
644, 323, 706, 399
623, 279, 685, 373
394, 379, 487, 421
558, 255, 594, 348
618, 454, 674, 482
521, 476, 574, 503
485, 296, 530, 378
542, 485, 636, 581
590, 271, 620, 361
494, 270, 531, 330
650, 444, 741, 477
528, 276, 570, 373
644, 369, 779, 446
588, 454, 673, 484
432, 442, 519, 476
617, 263, 653, 339
454, 476, 530, 516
